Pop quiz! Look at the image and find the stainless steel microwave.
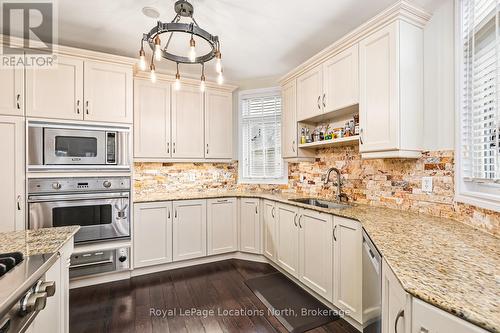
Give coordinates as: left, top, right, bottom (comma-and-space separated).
28, 122, 130, 171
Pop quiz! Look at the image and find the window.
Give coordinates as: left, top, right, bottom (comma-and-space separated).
238, 88, 287, 184
457, 0, 500, 211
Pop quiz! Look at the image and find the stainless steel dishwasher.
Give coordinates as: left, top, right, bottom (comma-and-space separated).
362, 229, 382, 333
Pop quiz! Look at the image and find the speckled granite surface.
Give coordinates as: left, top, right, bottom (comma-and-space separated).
0, 226, 79, 256
135, 191, 500, 332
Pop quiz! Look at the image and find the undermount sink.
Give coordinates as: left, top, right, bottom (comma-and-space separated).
288, 198, 350, 209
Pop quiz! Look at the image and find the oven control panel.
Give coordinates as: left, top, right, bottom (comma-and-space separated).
28, 177, 131, 194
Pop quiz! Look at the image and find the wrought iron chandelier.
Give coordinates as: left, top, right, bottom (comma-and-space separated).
138, 0, 223, 90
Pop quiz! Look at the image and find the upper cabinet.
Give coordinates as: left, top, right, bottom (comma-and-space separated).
171, 84, 205, 158
204, 89, 233, 159
134, 79, 172, 158
0, 67, 24, 116
83, 60, 133, 123
26, 55, 133, 124
297, 65, 323, 121
359, 21, 423, 159
26, 55, 83, 121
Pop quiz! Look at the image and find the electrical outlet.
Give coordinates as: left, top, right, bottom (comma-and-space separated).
188, 173, 196, 182
300, 174, 305, 183
422, 177, 433, 193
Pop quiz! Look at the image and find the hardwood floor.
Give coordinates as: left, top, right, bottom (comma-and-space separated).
69, 260, 359, 333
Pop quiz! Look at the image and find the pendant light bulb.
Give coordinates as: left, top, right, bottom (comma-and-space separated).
174, 64, 181, 91
189, 35, 196, 62
154, 36, 162, 61
138, 47, 146, 71
150, 63, 156, 83
217, 71, 224, 85
215, 51, 222, 74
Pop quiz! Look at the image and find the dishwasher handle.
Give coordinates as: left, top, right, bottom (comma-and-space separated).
363, 236, 381, 275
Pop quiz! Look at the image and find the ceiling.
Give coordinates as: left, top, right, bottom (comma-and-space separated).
55, 0, 445, 84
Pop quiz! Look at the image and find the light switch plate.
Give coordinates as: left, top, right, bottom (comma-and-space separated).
422, 177, 433, 193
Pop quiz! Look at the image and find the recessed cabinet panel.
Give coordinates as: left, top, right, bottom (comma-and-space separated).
26, 55, 83, 120
207, 198, 237, 255
263, 200, 277, 260
0, 67, 24, 116
172, 200, 207, 261
84, 61, 133, 123
239, 198, 261, 254
205, 89, 233, 159
171, 85, 205, 158
134, 79, 171, 158
0, 116, 24, 232
382, 259, 411, 333
282, 80, 298, 158
276, 203, 300, 277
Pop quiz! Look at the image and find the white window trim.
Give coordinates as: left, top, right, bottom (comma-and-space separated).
454, 0, 500, 212
238, 87, 288, 185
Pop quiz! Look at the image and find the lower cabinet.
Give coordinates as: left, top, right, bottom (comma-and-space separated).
382, 258, 412, 333
276, 203, 300, 277
262, 200, 277, 260
298, 209, 333, 301
239, 198, 261, 254
333, 216, 362, 323
133, 202, 173, 268
172, 199, 207, 261
207, 198, 237, 255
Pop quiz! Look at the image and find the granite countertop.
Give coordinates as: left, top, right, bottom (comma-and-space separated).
0, 226, 80, 256
135, 191, 500, 332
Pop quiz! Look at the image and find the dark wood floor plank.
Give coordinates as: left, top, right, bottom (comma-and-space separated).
69, 259, 359, 333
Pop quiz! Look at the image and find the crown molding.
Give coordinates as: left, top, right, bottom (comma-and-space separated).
278, 0, 432, 85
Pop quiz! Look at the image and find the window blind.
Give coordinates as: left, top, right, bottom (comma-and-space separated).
461, 0, 500, 182
240, 94, 283, 180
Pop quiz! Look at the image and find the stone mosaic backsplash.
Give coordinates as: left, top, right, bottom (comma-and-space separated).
134, 147, 500, 236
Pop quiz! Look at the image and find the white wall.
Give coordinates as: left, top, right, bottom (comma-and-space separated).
423, 0, 455, 151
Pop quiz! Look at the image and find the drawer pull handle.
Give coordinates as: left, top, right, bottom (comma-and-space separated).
333, 225, 337, 241
394, 309, 404, 333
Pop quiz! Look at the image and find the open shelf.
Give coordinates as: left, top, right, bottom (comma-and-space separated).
298, 135, 359, 149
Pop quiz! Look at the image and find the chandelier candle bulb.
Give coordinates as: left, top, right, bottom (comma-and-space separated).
215, 51, 222, 74
138, 48, 146, 71
217, 71, 224, 85
154, 36, 162, 61
189, 35, 196, 62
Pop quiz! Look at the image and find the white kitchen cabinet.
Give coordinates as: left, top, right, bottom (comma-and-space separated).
171, 85, 205, 158
0, 116, 24, 232
298, 209, 333, 301
83, 60, 133, 123
172, 200, 207, 261
204, 89, 233, 159
333, 216, 362, 323
262, 200, 277, 260
282, 80, 298, 158
239, 198, 261, 254
134, 79, 172, 158
207, 198, 237, 255
382, 258, 412, 333
359, 21, 423, 158
0, 67, 24, 116
26, 55, 83, 120
133, 202, 173, 268
412, 298, 488, 333
296, 65, 323, 121
276, 203, 300, 278
323, 44, 359, 112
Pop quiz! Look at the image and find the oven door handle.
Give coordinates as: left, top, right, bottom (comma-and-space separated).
70, 259, 114, 269
28, 192, 130, 202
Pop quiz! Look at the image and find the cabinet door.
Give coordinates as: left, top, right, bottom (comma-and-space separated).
281, 80, 298, 158
239, 198, 261, 254
134, 202, 173, 268
172, 200, 207, 261
412, 298, 488, 333
171, 85, 204, 158
205, 89, 233, 159
296, 65, 323, 121
299, 209, 333, 301
26, 55, 83, 120
276, 203, 300, 278
0, 67, 24, 116
207, 198, 237, 255
134, 79, 171, 158
0, 116, 24, 232
262, 200, 277, 260
83, 60, 133, 123
382, 259, 412, 333
323, 44, 359, 112
359, 22, 399, 153
333, 216, 362, 322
